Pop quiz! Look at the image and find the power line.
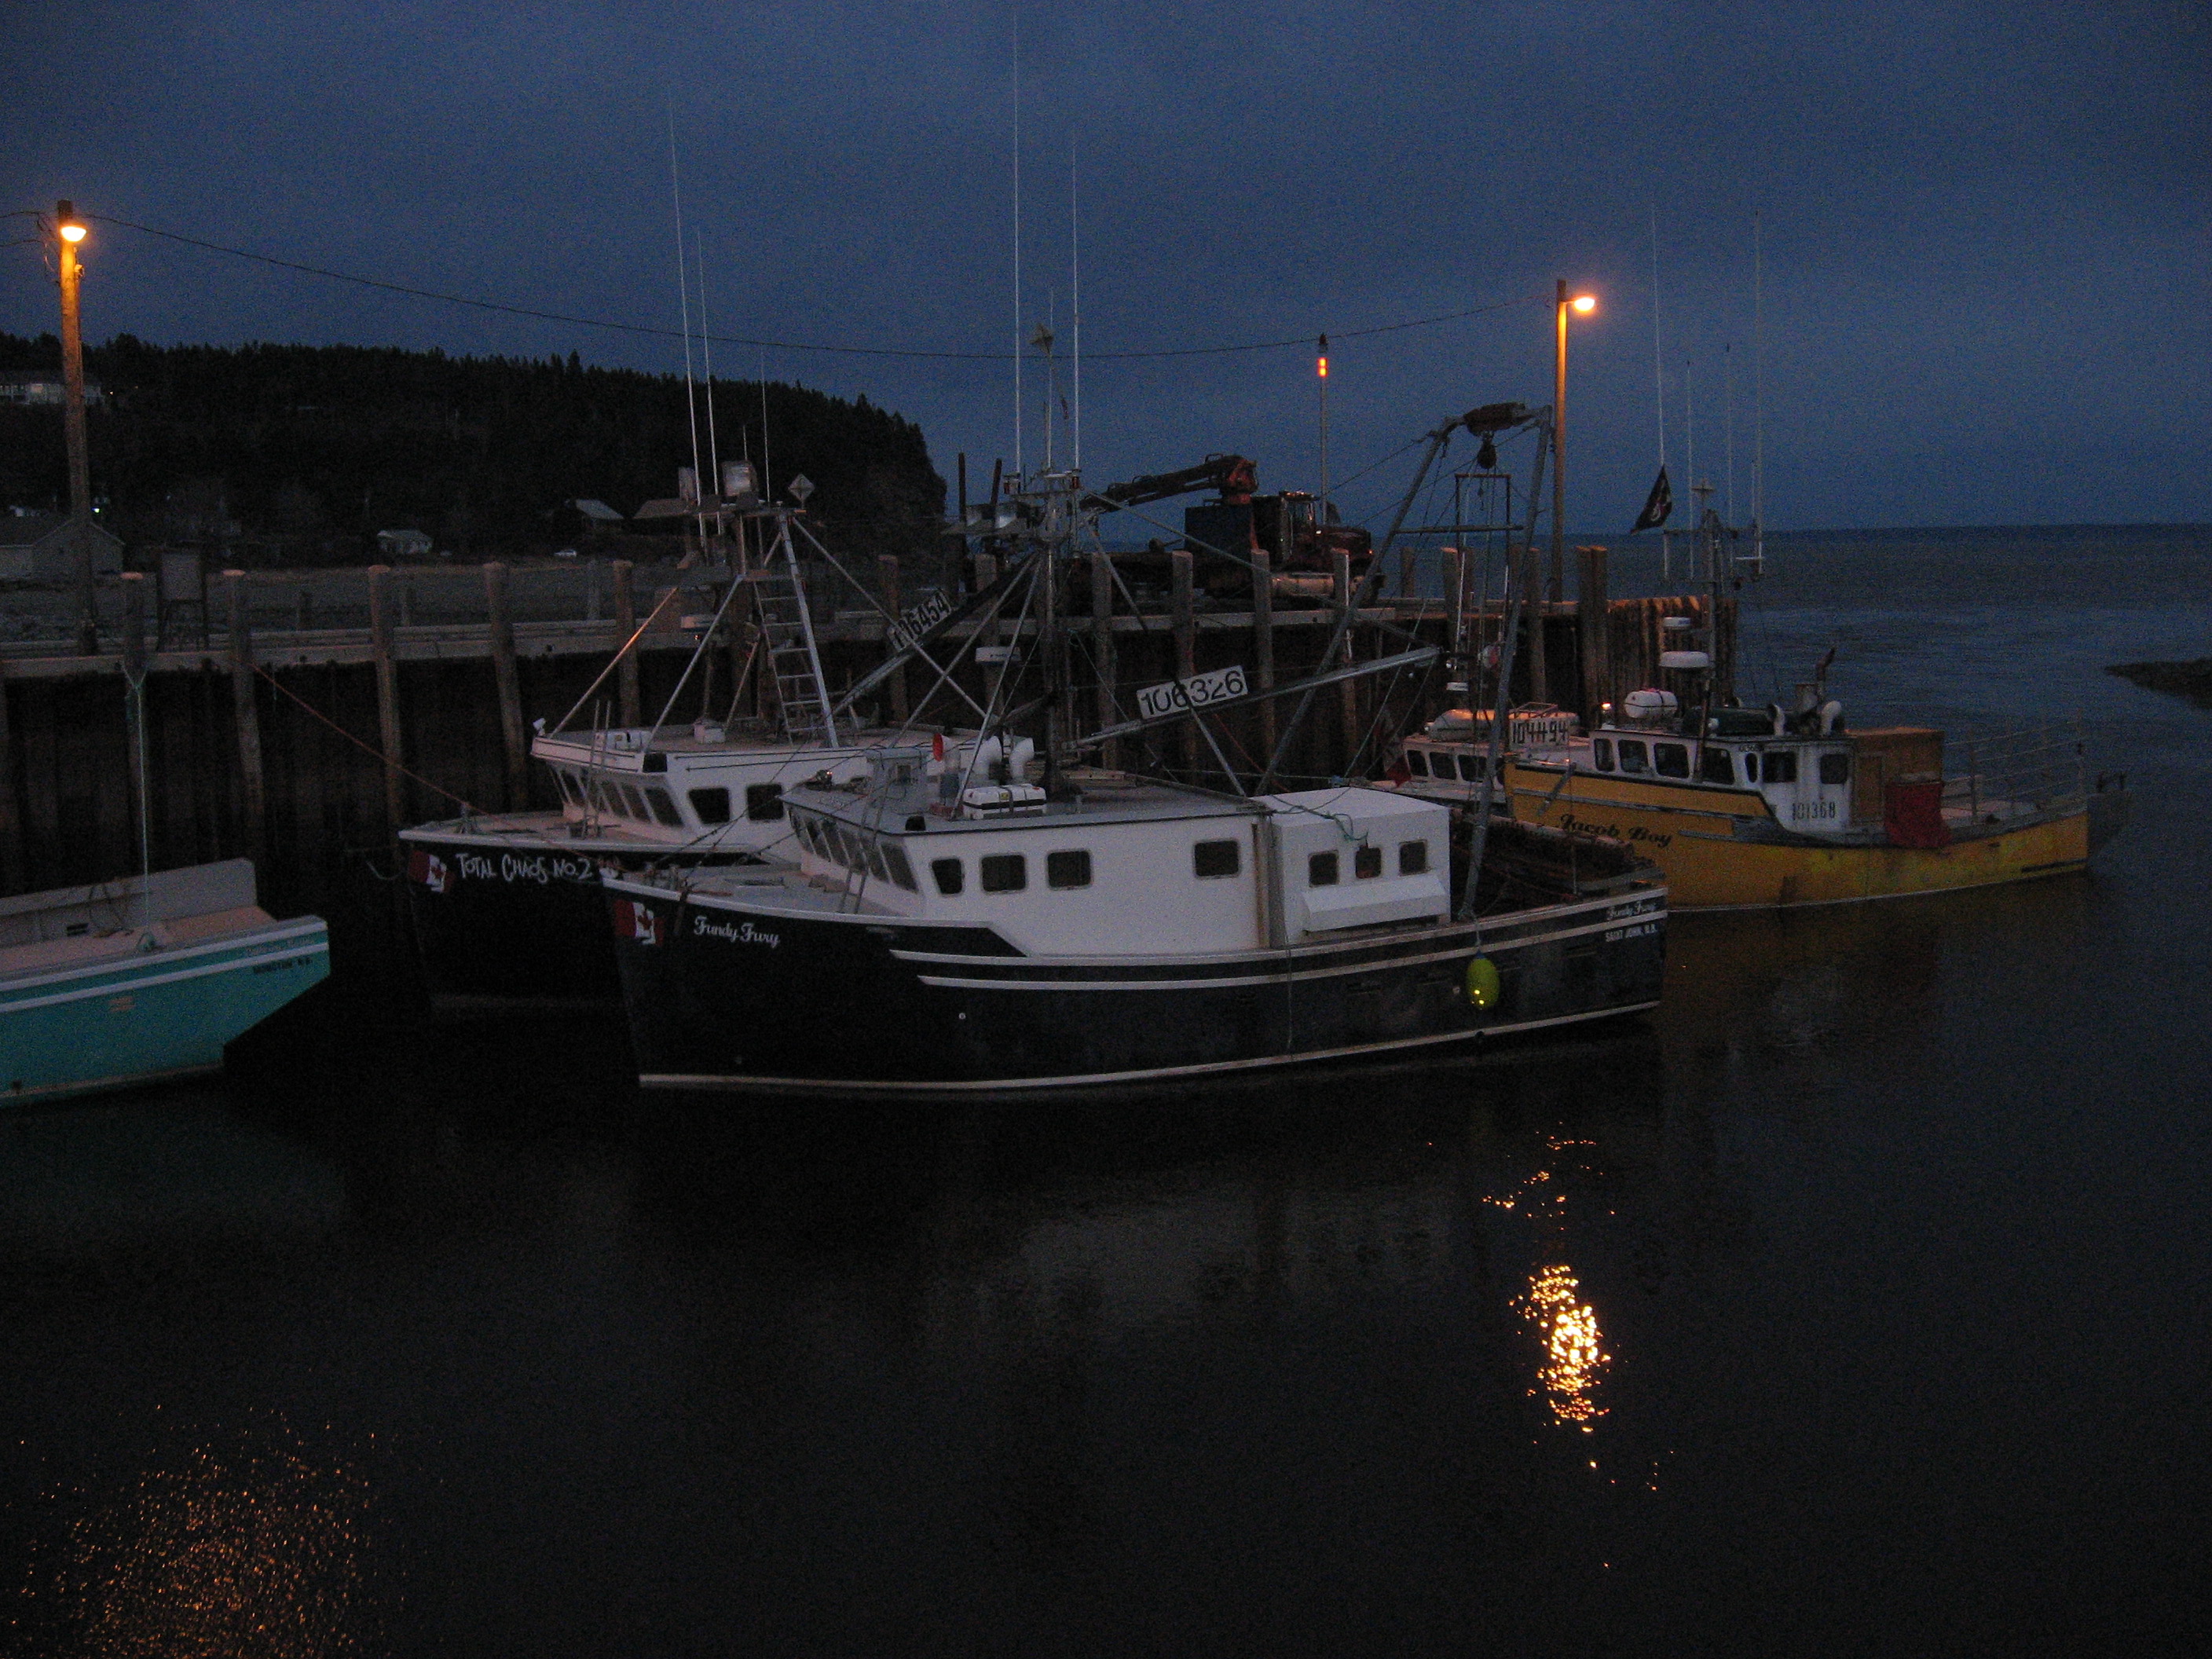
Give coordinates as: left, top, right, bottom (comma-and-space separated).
83, 211, 1541, 365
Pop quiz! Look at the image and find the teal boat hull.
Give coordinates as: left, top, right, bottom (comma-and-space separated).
2, 920, 329, 1104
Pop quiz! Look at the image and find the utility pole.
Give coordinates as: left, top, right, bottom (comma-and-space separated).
1551, 278, 1568, 613
56, 201, 97, 655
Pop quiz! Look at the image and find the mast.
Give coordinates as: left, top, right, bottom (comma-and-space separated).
1011, 13, 1023, 480
1752, 211, 1765, 570
667, 108, 705, 542
1650, 207, 1670, 583
1071, 135, 1081, 471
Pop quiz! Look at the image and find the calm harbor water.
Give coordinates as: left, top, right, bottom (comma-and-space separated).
4, 526, 2208, 1654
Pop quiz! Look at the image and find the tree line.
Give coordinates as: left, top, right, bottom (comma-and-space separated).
0, 333, 946, 565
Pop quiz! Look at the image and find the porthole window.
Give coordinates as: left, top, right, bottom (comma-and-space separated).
1354, 844, 1383, 879
932, 857, 964, 895
1399, 840, 1429, 875
1742, 753, 1760, 782
690, 786, 732, 824
1193, 839, 1241, 879
1046, 849, 1093, 889
1593, 738, 1615, 772
1309, 851, 1339, 887
745, 782, 786, 821
1819, 752, 1851, 786
980, 853, 1027, 893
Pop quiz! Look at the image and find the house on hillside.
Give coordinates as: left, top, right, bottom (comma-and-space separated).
375, 528, 435, 559
0, 511, 124, 584
0, 371, 104, 407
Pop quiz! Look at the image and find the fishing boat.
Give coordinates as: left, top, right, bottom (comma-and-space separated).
402, 485, 977, 1014
2, 859, 328, 1104
603, 410, 1668, 1098
1473, 489, 2127, 909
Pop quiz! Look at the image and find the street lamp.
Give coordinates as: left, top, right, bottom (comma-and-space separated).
1551, 280, 1597, 609
53, 200, 96, 654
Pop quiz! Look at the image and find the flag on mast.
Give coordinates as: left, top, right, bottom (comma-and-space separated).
1630, 465, 1673, 533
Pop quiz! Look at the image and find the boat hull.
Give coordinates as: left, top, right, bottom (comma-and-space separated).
2, 920, 329, 1105
603, 879, 1665, 1097
1500, 762, 2113, 910
400, 827, 758, 1016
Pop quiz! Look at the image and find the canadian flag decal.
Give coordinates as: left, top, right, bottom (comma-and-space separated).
410, 848, 451, 895
615, 898, 661, 946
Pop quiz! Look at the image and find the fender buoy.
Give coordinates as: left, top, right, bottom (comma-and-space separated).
1465, 956, 1500, 1009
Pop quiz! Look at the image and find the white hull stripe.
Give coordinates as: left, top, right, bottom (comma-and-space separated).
638, 1001, 1661, 1097
2, 939, 328, 1015
895, 910, 1657, 988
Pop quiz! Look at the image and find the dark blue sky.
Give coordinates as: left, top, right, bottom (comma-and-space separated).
8, 2, 2207, 529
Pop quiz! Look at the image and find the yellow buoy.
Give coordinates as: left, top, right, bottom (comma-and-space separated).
1465, 955, 1500, 1009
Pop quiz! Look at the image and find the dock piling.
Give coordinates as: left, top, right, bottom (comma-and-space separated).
224, 570, 266, 861
368, 564, 407, 830
484, 562, 528, 808
1171, 548, 1198, 775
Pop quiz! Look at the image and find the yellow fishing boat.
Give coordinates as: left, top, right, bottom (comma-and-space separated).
1476, 690, 2130, 910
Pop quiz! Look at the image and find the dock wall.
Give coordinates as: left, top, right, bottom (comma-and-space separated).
0, 559, 1734, 982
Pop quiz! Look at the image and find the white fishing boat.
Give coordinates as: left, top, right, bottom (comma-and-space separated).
603, 408, 1668, 1097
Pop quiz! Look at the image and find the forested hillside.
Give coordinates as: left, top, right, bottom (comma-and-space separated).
0, 334, 944, 564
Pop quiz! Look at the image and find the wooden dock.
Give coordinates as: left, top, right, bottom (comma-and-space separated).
0, 556, 1734, 973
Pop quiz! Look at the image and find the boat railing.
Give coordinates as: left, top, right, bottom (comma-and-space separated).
1942, 723, 2089, 822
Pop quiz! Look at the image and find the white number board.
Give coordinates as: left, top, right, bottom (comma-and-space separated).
1136, 665, 1249, 721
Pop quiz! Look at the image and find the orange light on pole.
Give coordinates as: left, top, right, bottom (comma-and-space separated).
1571, 293, 1595, 313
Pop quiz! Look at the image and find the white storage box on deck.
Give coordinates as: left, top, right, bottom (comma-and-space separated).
1260, 788, 1452, 938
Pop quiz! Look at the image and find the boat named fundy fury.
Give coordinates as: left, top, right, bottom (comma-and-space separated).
605, 408, 1668, 1097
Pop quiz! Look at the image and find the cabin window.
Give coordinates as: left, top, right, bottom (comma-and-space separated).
1194, 839, 1241, 879
620, 784, 651, 820
1617, 740, 1650, 775
1741, 753, 1759, 782
555, 771, 582, 808
860, 836, 891, 883
1406, 749, 1430, 776
1399, 840, 1429, 875
882, 844, 918, 891
980, 853, 1027, 893
1592, 738, 1615, 771
1654, 743, 1690, 779
646, 787, 684, 829
932, 857, 964, 895
1763, 751, 1799, 784
1046, 849, 1093, 889
1354, 844, 1383, 880
832, 825, 865, 870
1819, 752, 1851, 786
1457, 754, 1487, 781
745, 782, 786, 821
1699, 748, 1735, 785
690, 786, 731, 825
1309, 851, 1340, 887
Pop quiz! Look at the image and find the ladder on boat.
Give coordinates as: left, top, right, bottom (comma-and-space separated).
753, 518, 840, 749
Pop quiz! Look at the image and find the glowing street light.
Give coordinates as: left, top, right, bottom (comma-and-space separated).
1551, 280, 1599, 631
53, 200, 96, 653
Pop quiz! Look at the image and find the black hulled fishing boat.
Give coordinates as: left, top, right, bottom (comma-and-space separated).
604, 408, 1668, 1097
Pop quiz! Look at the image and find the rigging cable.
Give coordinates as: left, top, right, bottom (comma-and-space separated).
82, 211, 1544, 365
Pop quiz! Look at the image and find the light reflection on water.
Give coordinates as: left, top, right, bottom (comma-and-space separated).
16, 1419, 376, 1657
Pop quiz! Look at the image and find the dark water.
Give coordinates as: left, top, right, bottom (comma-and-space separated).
5, 527, 2210, 1654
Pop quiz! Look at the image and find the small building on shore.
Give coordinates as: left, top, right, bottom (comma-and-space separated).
0, 511, 125, 584
0, 371, 104, 408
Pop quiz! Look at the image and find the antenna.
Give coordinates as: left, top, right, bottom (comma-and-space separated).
759, 349, 771, 507
1650, 203, 1669, 582
1725, 341, 1734, 526
667, 103, 705, 526
696, 229, 723, 522
1753, 211, 1765, 562
1070, 134, 1080, 472
1011, 12, 1022, 480
1684, 356, 1695, 525
1317, 333, 1331, 529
